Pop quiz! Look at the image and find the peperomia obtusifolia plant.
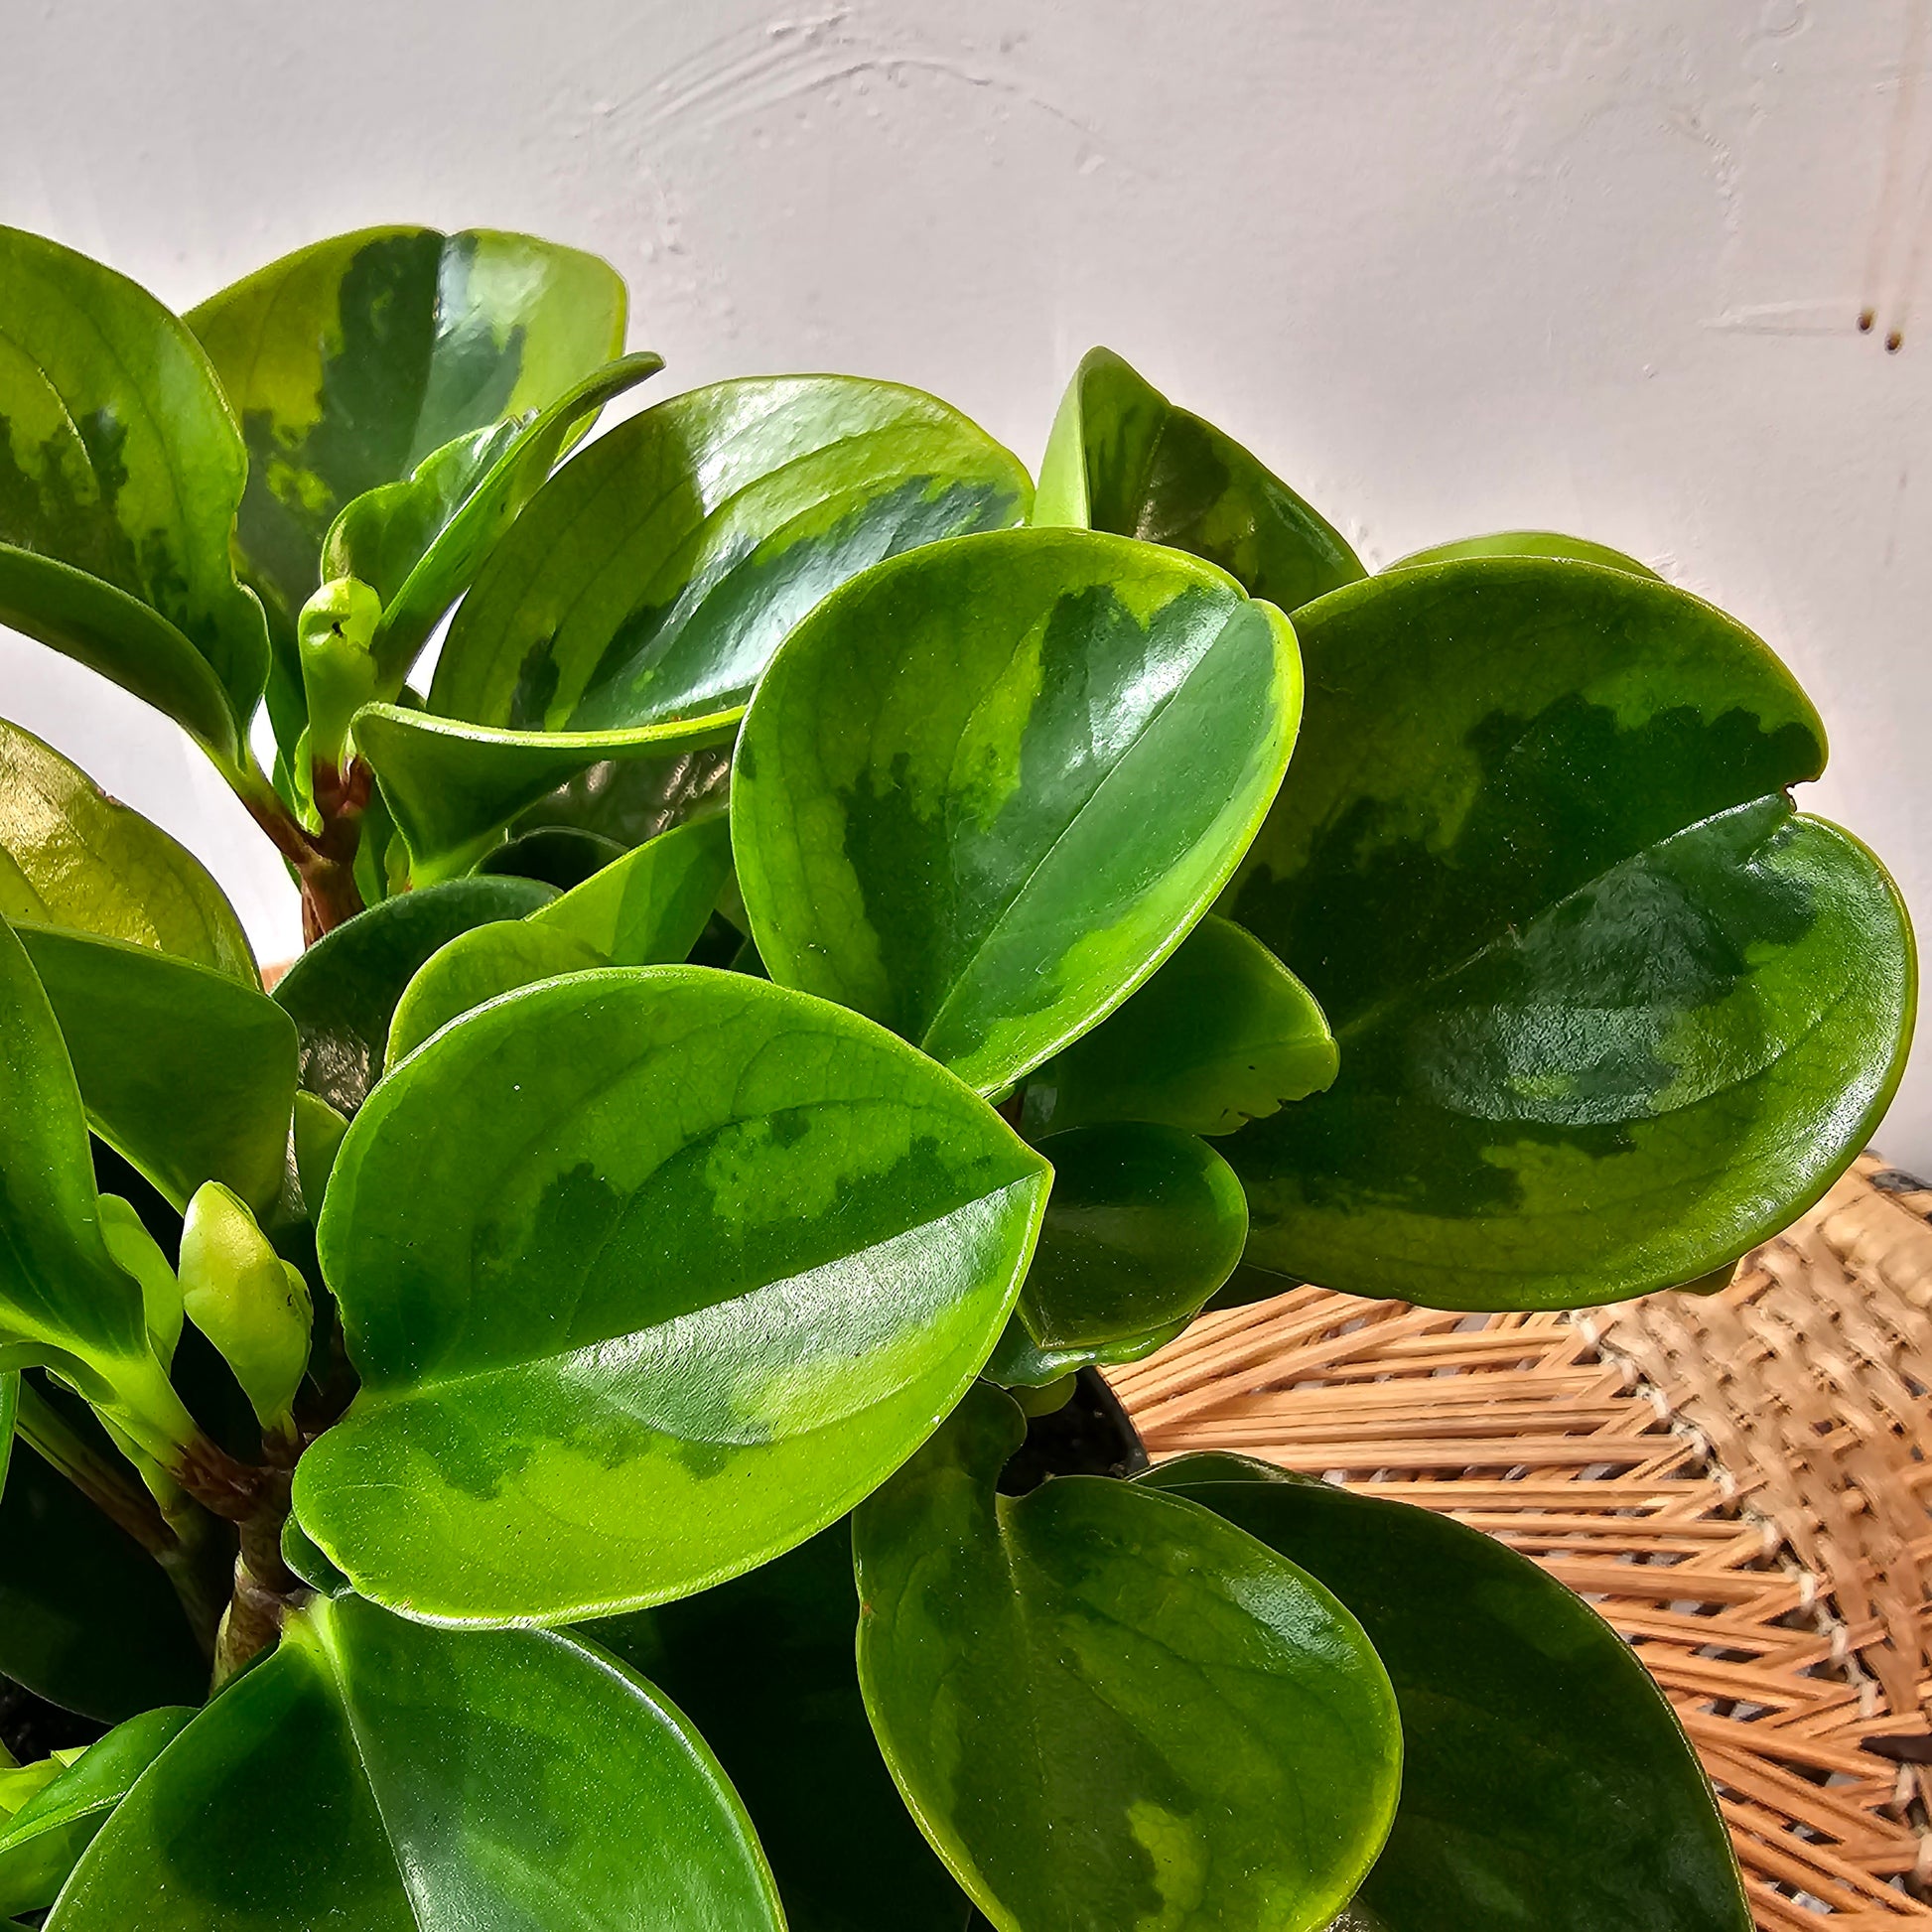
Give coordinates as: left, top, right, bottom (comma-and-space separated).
0, 221, 1912, 1931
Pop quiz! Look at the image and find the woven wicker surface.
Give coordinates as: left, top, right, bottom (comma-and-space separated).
1110, 1155, 1932, 1928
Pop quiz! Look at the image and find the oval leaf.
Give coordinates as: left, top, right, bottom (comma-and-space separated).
1221, 558, 1915, 1308
1387, 530, 1659, 578
324, 350, 664, 689
1162, 1473, 1750, 1932
19, 926, 295, 1213
0, 1434, 206, 1722
49, 1592, 782, 1931
385, 813, 733, 1066
1012, 1122, 1247, 1352
188, 225, 627, 667
384, 921, 606, 1068
293, 968, 1051, 1622
0, 718, 256, 982
358, 375, 1030, 875
735, 527, 1302, 1093
589, 1521, 976, 1932
271, 874, 556, 1114
0, 227, 268, 760
515, 742, 733, 848
1022, 913, 1336, 1139
0, 1706, 195, 1917
1035, 346, 1364, 612
854, 1383, 1401, 1932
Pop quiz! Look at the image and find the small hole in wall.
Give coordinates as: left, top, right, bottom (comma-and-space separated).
1886, 330, 1905, 352
1860, 308, 1877, 332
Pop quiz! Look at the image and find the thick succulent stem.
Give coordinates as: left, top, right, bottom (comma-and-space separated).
234, 755, 368, 940
12, 1379, 175, 1559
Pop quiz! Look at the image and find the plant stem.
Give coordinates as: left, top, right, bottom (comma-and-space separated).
12, 1381, 176, 1559
233, 752, 368, 940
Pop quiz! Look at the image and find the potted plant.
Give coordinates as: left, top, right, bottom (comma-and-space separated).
0, 222, 1911, 1930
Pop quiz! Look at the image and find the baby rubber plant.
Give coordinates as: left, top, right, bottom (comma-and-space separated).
0, 228, 1913, 1931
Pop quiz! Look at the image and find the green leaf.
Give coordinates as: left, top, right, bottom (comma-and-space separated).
1162, 1473, 1749, 1932
383, 815, 733, 1065
854, 1383, 1401, 1932
188, 224, 629, 758
1387, 530, 1659, 578
271, 874, 556, 1114
350, 701, 740, 883
589, 1520, 976, 1932
1035, 346, 1364, 613
0, 228, 270, 765
49, 1592, 782, 1931
0, 918, 191, 1448
17, 926, 296, 1214
384, 921, 606, 1068
1022, 913, 1336, 1138
0, 1434, 206, 1722
532, 809, 732, 962
514, 743, 733, 849
478, 825, 626, 891
323, 351, 664, 691
358, 375, 1031, 877
1010, 1122, 1246, 1354
1221, 558, 1916, 1309
293, 967, 1051, 1623
0, 718, 256, 982
0, 1706, 194, 1917
735, 527, 1302, 1094
0, 1372, 15, 1498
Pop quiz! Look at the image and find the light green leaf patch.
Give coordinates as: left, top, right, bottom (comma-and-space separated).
0, 717, 255, 982
1386, 529, 1659, 578
0, 226, 270, 764
854, 1383, 1401, 1932
734, 527, 1302, 1094
48, 1593, 782, 1932
294, 967, 1051, 1623
1222, 558, 1916, 1309
1035, 345, 1363, 613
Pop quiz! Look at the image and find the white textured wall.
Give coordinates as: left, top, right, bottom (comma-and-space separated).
5, 0, 1931, 1164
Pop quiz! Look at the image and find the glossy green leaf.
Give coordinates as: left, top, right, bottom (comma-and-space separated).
294, 967, 1051, 1622
384, 814, 733, 1065
0, 918, 191, 1447
49, 1592, 782, 1931
350, 701, 740, 883
735, 528, 1302, 1093
532, 808, 732, 961
323, 350, 664, 690
383, 921, 606, 1068
854, 1383, 1401, 1932
1387, 530, 1659, 579
0, 1371, 15, 1498
0, 719, 255, 982
357, 375, 1031, 876
188, 225, 627, 757
0, 227, 269, 763
1163, 1473, 1749, 1932
1022, 913, 1336, 1138
1035, 346, 1363, 612
18, 926, 295, 1214
1013, 1123, 1246, 1353
270, 874, 556, 1114
1221, 558, 1916, 1309
0, 1433, 206, 1722
478, 825, 626, 891
0, 1706, 194, 1917
590, 1521, 976, 1932
514, 742, 733, 849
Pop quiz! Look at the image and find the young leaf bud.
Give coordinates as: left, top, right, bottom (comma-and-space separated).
97, 1194, 184, 1363
178, 1181, 313, 1433
298, 576, 382, 768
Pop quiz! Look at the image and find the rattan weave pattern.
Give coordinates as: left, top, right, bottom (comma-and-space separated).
1109, 1155, 1932, 1928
